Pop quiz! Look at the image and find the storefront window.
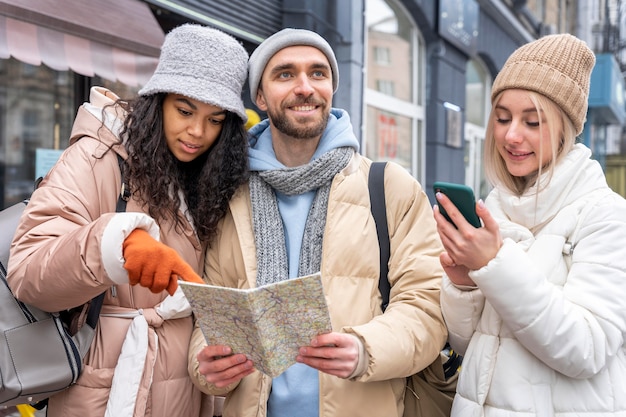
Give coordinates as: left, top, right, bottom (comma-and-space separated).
0, 58, 142, 209
366, 107, 412, 169
364, 0, 425, 180
465, 60, 487, 126
0, 59, 74, 208
464, 59, 490, 199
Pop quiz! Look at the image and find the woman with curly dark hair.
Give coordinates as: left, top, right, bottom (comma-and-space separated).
123, 91, 249, 245
7, 24, 249, 417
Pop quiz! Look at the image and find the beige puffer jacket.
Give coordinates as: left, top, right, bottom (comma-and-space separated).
189, 154, 448, 417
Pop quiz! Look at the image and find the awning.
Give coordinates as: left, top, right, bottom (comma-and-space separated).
0, 0, 165, 87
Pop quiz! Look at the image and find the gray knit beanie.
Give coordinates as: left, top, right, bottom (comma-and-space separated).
491, 34, 595, 135
139, 24, 249, 122
248, 28, 339, 102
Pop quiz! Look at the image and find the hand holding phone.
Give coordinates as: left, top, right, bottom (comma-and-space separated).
433, 181, 481, 228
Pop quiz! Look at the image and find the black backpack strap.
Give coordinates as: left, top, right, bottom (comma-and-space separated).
116, 153, 131, 212
85, 153, 129, 329
368, 162, 390, 312
85, 292, 105, 329
369, 161, 462, 382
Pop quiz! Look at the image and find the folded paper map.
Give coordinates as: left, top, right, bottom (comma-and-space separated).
179, 272, 332, 377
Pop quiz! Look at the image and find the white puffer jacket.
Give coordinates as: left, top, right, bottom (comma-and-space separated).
442, 144, 626, 416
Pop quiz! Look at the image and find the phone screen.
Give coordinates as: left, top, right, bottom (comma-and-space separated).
433, 181, 481, 228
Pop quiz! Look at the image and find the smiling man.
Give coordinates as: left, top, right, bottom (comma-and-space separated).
188, 28, 448, 417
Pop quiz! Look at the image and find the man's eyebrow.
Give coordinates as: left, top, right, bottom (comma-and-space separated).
309, 62, 330, 71
269, 63, 295, 76
268, 61, 331, 76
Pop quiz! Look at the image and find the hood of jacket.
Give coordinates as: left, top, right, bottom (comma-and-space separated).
69, 87, 128, 159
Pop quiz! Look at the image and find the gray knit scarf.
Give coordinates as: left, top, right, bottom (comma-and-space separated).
250, 147, 353, 287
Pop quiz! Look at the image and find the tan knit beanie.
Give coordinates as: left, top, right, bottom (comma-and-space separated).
491, 34, 595, 135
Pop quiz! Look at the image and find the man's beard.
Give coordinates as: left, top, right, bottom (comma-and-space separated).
268, 103, 329, 140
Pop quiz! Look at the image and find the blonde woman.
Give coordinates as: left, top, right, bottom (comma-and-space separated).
434, 34, 626, 416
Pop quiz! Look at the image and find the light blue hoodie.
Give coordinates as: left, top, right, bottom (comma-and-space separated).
248, 108, 359, 417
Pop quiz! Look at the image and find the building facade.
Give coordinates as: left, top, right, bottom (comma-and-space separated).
1, 0, 624, 211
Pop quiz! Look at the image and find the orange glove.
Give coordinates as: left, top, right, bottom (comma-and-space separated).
123, 229, 204, 295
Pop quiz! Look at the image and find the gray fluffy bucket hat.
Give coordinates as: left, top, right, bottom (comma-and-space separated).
248, 28, 339, 103
139, 24, 249, 122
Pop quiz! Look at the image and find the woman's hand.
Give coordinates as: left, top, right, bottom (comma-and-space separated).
434, 193, 503, 278
439, 251, 475, 287
123, 229, 204, 295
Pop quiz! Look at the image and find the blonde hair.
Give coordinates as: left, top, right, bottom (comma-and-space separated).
484, 90, 577, 196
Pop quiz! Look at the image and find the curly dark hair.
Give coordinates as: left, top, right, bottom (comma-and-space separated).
119, 93, 249, 245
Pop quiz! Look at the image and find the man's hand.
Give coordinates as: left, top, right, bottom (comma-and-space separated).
296, 332, 360, 378
197, 345, 255, 388
123, 229, 204, 295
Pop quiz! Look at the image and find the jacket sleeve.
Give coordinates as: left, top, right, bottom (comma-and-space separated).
344, 162, 448, 381
440, 275, 485, 355
468, 196, 626, 378
7, 138, 158, 311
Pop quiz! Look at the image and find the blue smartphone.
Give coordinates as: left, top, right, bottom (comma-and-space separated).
433, 181, 481, 228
